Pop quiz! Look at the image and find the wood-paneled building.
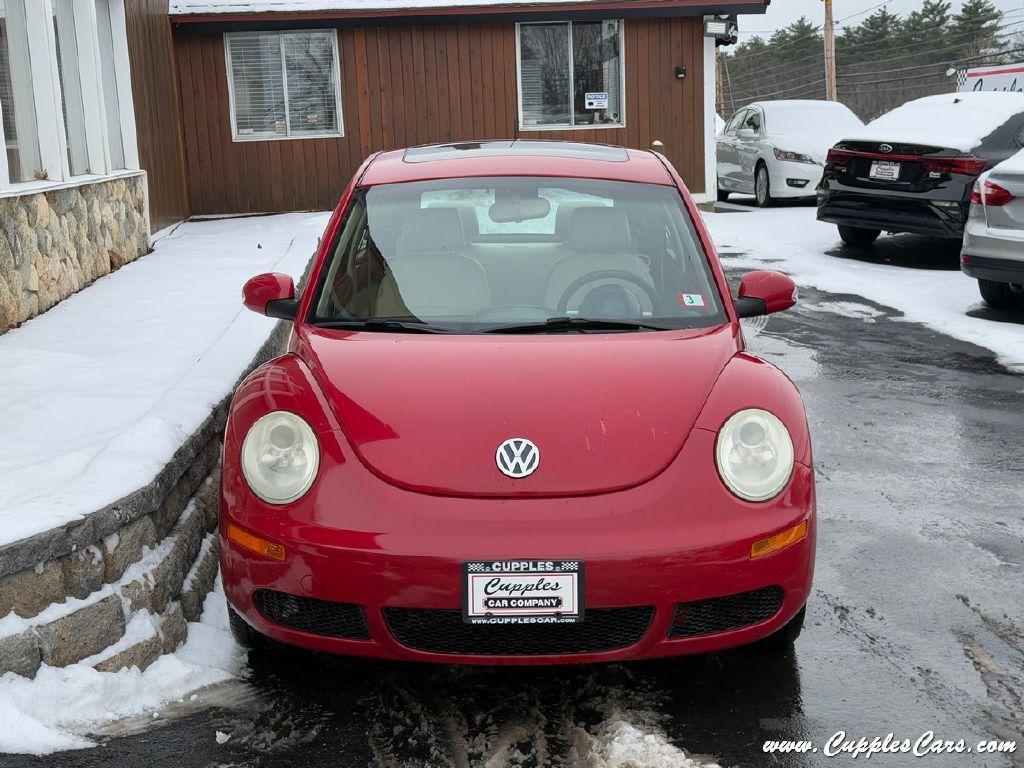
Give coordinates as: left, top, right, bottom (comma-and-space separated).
167, 0, 764, 217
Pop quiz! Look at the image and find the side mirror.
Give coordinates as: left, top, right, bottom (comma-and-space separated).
737, 127, 756, 139
243, 272, 298, 320
734, 270, 798, 318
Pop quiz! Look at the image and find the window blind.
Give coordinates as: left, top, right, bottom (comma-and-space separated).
227, 30, 341, 140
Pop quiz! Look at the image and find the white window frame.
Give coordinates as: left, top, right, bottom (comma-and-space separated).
224, 29, 344, 142
515, 19, 627, 132
0, 0, 140, 192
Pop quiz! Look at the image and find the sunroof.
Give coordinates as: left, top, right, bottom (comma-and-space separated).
403, 140, 630, 163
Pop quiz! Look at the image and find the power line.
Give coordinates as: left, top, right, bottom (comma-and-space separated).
723, 12, 1024, 89
835, 0, 893, 25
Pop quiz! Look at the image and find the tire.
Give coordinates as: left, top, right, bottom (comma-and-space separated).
754, 606, 806, 652
717, 188, 730, 202
837, 225, 880, 248
978, 279, 1021, 310
228, 603, 266, 650
754, 163, 773, 208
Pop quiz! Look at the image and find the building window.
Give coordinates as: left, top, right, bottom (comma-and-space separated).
0, 0, 43, 183
95, 0, 125, 170
225, 30, 343, 141
517, 20, 624, 130
53, 0, 90, 175
0, 0, 137, 190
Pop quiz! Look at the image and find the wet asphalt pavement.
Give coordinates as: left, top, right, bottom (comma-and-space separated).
3, 221, 1023, 768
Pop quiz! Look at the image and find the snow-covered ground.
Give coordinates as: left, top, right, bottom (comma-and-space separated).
0, 578, 244, 754
0, 212, 330, 547
704, 206, 1024, 372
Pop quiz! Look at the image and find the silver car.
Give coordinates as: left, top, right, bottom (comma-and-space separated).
717, 100, 864, 207
962, 149, 1024, 309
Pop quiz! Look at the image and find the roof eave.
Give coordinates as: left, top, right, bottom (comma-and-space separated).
172, 0, 769, 31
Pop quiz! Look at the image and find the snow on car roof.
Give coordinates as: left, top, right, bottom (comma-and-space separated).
849, 92, 1024, 152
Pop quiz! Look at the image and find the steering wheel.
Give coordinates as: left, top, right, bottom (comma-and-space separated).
555, 269, 660, 316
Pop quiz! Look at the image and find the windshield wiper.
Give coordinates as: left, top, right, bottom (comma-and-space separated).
481, 317, 671, 334
312, 318, 451, 334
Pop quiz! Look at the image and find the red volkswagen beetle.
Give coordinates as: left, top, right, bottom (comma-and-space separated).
221, 141, 815, 664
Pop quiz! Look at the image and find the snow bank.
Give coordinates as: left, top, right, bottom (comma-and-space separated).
703, 207, 1024, 371
849, 91, 1024, 152
0, 578, 244, 755
0, 212, 330, 548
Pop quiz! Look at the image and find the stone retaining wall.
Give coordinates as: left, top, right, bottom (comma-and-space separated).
0, 173, 149, 335
0, 319, 292, 678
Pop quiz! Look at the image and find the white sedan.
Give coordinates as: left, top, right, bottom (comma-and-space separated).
961, 149, 1024, 309
717, 100, 864, 207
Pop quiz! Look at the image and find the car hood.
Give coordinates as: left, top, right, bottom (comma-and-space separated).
302, 325, 739, 498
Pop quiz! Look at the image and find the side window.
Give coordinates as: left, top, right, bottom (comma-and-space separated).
725, 110, 746, 134
744, 110, 761, 133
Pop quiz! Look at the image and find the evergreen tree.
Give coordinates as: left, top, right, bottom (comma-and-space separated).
949, 0, 1002, 58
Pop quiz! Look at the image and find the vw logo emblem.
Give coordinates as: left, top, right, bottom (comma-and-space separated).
879, 143, 893, 153
495, 438, 540, 478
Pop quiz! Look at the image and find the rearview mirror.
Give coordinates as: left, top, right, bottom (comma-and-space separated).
243, 272, 298, 320
489, 197, 551, 223
734, 270, 797, 318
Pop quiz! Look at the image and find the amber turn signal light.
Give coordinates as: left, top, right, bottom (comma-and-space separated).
750, 520, 807, 559
226, 522, 286, 562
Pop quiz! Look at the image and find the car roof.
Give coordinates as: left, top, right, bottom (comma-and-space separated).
360, 140, 676, 186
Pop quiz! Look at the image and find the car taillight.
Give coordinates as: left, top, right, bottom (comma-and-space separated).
971, 179, 1014, 206
922, 156, 987, 176
826, 148, 853, 166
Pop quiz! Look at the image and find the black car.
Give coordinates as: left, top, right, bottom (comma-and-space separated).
817, 93, 1024, 247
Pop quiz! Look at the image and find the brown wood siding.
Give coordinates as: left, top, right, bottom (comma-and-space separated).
175, 17, 705, 216
125, 0, 189, 231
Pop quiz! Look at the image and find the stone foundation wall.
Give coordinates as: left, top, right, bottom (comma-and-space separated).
0, 173, 149, 334
0, 320, 292, 678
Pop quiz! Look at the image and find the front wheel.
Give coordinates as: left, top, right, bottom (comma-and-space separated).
755, 605, 806, 652
228, 603, 268, 650
717, 188, 730, 202
978, 279, 1022, 309
837, 225, 880, 247
754, 164, 773, 208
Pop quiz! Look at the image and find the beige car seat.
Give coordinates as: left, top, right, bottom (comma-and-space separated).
543, 207, 654, 312
376, 208, 492, 318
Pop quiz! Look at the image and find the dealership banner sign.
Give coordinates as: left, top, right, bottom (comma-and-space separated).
957, 62, 1024, 92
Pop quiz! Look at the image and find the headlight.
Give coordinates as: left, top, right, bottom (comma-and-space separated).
241, 411, 320, 504
773, 148, 815, 164
715, 409, 794, 502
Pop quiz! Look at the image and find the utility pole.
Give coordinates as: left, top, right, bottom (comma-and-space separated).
824, 0, 838, 100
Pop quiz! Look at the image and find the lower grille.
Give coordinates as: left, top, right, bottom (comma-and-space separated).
253, 589, 370, 639
383, 607, 653, 656
668, 586, 783, 638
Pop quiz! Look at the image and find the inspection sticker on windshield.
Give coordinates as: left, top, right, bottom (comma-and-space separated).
462, 560, 584, 624
678, 293, 706, 308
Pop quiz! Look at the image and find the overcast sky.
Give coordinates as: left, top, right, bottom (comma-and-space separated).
738, 0, 1024, 37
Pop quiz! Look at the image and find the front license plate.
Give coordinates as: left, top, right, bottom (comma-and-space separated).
869, 161, 901, 181
462, 560, 584, 625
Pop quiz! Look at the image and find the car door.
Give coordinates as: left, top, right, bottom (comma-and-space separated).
735, 108, 764, 194
717, 110, 748, 190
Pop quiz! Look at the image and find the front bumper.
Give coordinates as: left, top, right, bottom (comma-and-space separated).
770, 159, 823, 199
221, 430, 816, 665
962, 218, 1024, 284
817, 187, 967, 237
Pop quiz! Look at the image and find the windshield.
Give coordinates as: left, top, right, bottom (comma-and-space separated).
308, 176, 726, 332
